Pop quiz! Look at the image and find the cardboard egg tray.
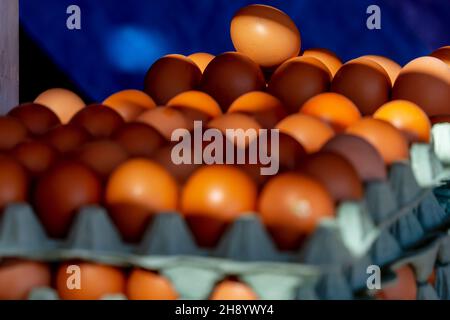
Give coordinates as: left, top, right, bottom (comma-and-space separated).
2, 123, 449, 300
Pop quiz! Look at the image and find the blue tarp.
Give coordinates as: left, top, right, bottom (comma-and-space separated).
19, 0, 450, 102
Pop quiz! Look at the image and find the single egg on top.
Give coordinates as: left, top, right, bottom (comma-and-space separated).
34, 88, 85, 124
230, 4, 301, 69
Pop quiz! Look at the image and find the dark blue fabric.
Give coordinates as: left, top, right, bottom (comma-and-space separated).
19, 0, 450, 102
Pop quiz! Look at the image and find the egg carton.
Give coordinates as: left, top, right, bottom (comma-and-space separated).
411, 123, 450, 188
1, 161, 449, 300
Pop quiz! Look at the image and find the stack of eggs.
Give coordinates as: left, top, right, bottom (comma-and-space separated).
0, 4, 449, 300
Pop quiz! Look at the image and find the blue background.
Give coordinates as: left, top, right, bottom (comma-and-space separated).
19, 0, 450, 102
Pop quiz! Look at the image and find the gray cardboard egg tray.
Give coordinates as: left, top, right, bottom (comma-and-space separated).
3, 122, 450, 300
0, 161, 449, 300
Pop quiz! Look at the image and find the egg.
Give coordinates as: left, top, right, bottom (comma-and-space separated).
70, 104, 125, 138
75, 140, 129, 180
275, 114, 335, 153
201, 52, 266, 111
103, 89, 156, 122
152, 143, 201, 186
0, 116, 28, 150
359, 55, 402, 85
376, 265, 417, 300
56, 262, 126, 300
0, 260, 51, 300
346, 118, 409, 165
373, 100, 431, 143
126, 269, 178, 300
392, 56, 450, 116
331, 59, 391, 115
298, 151, 364, 202
322, 134, 387, 181
41, 124, 91, 154
8, 103, 61, 136
0, 155, 29, 211
11, 141, 59, 177
210, 280, 258, 300
112, 122, 165, 157
105, 159, 178, 242
34, 88, 85, 124
167, 90, 222, 121
137, 107, 191, 141
430, 114, 450, 125
303, 48, 342, 77
258, 172, 335, 249
33, 161, 102, 238
207, 113, 262, 149
268, 56, 331, 114
430, 45, 450, 67
228, 91, 287, 129
181, 165, 257, 247
230, 4, 301, 68
144, 54, 202, 105
299, 92, 362, 132
188, 53, 215, 73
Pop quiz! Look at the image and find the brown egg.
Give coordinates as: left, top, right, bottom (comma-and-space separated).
0, 116, 28, 150
0, 155, 29, 211
376, 265, 417, 300
392, 56, 450, 116
268, 56, 331, 114
230, 4, 301, 68
34, 88, 85, 124
258, 172, 335, 249
298, 151, 364, 201
137, 107, 190, 141
303, 48, 343, 77
144, 54, 202, 105
207, 113, 262, 149
228, 91, 287, 129
0, 260, 51, 300
181, 165, 257, 247
112, 122, 165, 157
105, 159, 178, 242
201, 52, 266, 111
152, 142, 201, 186
56, 262, 126, 300
103, 89, 156, 122
127, 269, 178, 300
430, 114, 450, 125
8, 103, 61, 136
430, 46, 450, 67
11, 141, 58, 177
331, 59, 391, 115
210, 280, 258, 300
275, 114, 335, 153
188, 53, 215, 73
167, 91, 222, 121
360, 55, 402, 85
346, 118, 409, 165
322, 134, 387, 181
41, 124, 91, 154
33, 161, 102, 238
70, 104, 125, 138
75, 140, 128, 180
